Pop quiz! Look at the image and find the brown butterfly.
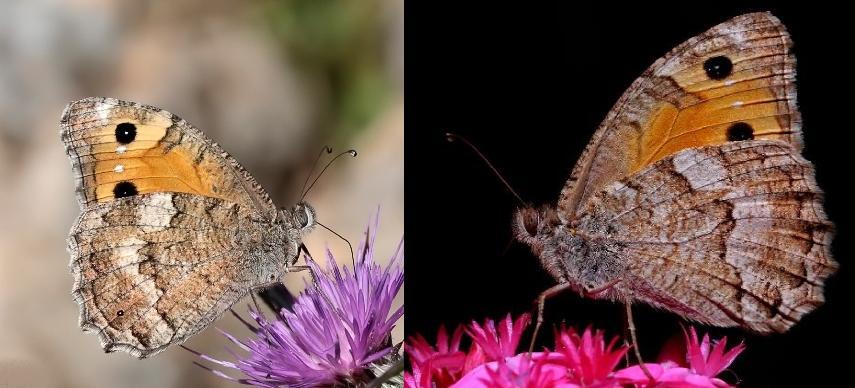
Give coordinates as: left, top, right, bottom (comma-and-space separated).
511, 12, 837, 335
61, 97, 316, 358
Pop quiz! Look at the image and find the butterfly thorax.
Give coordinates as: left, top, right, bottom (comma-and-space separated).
244, 219, 294, 283
514, 206, 628, 300
239, 202, 316, 285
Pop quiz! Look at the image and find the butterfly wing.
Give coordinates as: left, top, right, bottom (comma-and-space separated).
68, 192, 268, 358
578, 141, 835, 333
60, 97, 278, 219
559, 12, 799, 216
61, 98, 292, 357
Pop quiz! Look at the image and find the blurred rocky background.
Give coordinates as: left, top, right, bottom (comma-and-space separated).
0, 0, 403, 386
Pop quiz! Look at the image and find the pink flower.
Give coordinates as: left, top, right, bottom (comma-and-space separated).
450, 324, 629, 388
406, 314, 533, 388
615, 327, 745, 388
553, 327, 628, 387
458, 353, 570, 388
404, 359, 435, 388
408, 325, 467, 368
406, 325, 468, 387
467, 314, 531, 362
616, 362, 723, 388
684, 326, 744, 377
406, 314, 745, 388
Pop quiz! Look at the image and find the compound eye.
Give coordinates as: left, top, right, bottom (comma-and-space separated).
295, 207, 310, 228
523, 215, 538, 237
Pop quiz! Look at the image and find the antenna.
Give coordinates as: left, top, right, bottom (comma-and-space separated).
317, 220, 355, 268
301, 149, 358, 200
300, 146, 334, 197
445, 132, 527, 206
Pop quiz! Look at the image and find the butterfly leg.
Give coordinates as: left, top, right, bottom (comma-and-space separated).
284, 265, 310, 273
529, 282, 571, 352
625, 303, 655, 382
299, 243, 313, 259
251, 292, 264, 313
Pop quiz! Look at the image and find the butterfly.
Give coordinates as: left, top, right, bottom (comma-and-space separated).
512, 12, 837, 334
61, 97, 316, 358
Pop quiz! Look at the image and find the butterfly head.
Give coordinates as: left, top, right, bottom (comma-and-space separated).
287, 202, 317, 234
512, 205, 559, 255
274, 202, 317, 268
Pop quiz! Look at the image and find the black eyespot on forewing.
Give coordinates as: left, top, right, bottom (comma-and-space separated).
113, 181, 138, 198
703, 56, 733, 80
115, 122, 137, 144
727, 122, 755, 141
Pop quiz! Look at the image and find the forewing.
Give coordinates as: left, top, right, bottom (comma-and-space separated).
560, 12, 799, 215
68, 193, 259, 357
60, 97, 278, 219
580, 141, 835, 333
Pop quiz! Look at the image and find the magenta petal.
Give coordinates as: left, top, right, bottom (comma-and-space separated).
683, 327, 745, 377
429, 352, 468, 370
615, 363, 736, 388
463, 343, 487, 374
450, 325, 465, 352
614, 362, 670, 382
436, 326, 451, 353
451, 353, 574, 388
553, 327, 628, 385
466, 313, 532, 361
191, 215, 403, 387
706, 338, 745, 376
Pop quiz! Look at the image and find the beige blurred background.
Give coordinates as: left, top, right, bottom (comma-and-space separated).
0, 0, 402, 387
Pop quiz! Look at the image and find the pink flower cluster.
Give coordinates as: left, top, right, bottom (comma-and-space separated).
405, 314, 744, 388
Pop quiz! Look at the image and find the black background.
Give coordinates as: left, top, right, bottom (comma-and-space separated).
406, 2, 851, 386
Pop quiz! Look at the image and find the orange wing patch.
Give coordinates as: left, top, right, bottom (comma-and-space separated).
61, 98, 277, 214
637, 87, 792, 171
65, 112, 222, 203
83, 120, 211, 202
631, 21, 798, 172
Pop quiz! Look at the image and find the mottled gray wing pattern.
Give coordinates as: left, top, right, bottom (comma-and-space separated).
68, 192, 262, 358
579, 141, 835, 333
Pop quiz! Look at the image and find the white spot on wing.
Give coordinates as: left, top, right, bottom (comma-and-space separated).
96, 101, 111, 121
113, 164, 124, 173
671, 149, 728, 190
139, 193, 176, 232
116, 145, 127, 154
115, 237, 146, 267
732, 101, 744, 107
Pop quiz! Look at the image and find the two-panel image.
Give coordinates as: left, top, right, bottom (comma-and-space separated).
0, 2, 848, 387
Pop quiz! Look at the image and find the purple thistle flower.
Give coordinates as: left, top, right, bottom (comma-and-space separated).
191, 216, 404, 387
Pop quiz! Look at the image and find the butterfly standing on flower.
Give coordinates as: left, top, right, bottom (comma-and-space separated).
61, 97, 319, 358
511, 13, 837, 334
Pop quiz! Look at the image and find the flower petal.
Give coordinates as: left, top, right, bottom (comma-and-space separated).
190, 215, 403, 387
